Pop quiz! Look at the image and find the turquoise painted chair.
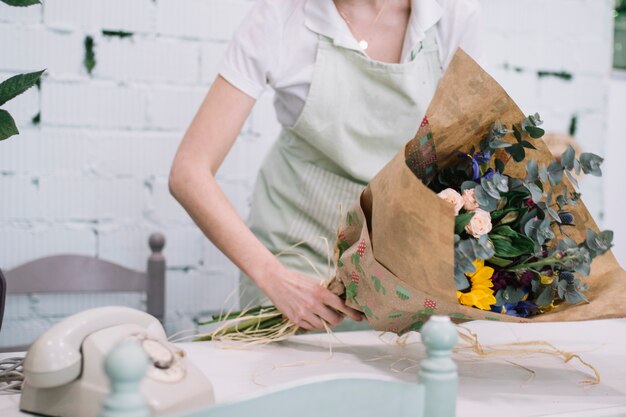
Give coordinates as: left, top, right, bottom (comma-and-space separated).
101, 316, 459, 417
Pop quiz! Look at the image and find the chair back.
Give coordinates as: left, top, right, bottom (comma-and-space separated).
0, 233, 165, 352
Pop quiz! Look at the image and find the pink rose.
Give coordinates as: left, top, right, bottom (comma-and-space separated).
465, 208, 493, 238
462, 189, 479, 211
437, 188, 464, 215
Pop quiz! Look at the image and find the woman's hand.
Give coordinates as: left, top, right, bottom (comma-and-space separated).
258, 264, 365, 331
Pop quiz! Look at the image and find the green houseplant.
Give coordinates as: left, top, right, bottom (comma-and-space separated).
0, 0, 45, 141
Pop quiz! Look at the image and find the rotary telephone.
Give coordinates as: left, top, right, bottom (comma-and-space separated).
20, 306, 215, 417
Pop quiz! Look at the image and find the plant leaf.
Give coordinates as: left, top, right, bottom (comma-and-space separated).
455, 212, 475, 235
525, 125, 545, 139
525, 159, 538, 183
0, 0, 41, 6
506, 143, 526, 162
579, 153, 604, 177
0, 70, 45, 106
0, 109, 19, 140
561, 145, 575, 171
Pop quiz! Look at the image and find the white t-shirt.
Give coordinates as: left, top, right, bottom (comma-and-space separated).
218, 0, 483, 127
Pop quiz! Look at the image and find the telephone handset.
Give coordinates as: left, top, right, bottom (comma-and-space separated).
20, 306, 215, 417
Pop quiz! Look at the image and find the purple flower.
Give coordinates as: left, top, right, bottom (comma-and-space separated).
466, 150, 492, 181
491, 300, 537, 318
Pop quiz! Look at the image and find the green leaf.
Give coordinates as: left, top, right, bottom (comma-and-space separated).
495, 158, 505, 173
0, 0, 40, 6
490, 225, 536, 257
564, 283, 588, 305
84, 36, 96, 75
521, 140, 536, 150
525, 125, 545, 139
525, 159, 538, 183
524, 182, 543, 203
481, 177, 501, 199
547, 207, 561, 223
488, 256, 513, 267
490, 234, 534, 258
495, 286, 526, 306
455, 212, 475, 235
475, 185, 498, 211
564, 170, 579, 189
506, 143, 526, 162
561, 145, 575, 171
0, 109, 19, 141
536, 285, 554, 307
579, 153, 604, 177
512, 124, 523, 142
0, 70, 45, 106
547, 161, 564, 186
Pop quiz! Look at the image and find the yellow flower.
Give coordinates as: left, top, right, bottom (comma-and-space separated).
540, 275, 554, 285
457, 260, 497, 311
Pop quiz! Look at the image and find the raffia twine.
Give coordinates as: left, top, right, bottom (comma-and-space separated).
186, 205, 601, 384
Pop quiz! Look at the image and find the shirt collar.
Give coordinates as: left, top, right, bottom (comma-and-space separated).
304, 0, 443, 61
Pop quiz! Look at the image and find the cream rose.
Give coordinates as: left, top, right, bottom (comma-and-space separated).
438, 188, 464, 215
462, 188, 479, 211
465, 208, 493, 238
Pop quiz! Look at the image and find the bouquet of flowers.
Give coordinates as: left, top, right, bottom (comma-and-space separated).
196, 50, 626, 341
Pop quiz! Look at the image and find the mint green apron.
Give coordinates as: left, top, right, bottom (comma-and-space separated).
241, 28, 443, 307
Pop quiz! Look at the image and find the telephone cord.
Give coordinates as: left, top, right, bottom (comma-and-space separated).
0, 357, 24, 394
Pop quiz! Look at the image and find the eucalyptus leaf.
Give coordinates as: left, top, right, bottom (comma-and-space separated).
506, 143, 526, 162
535, 285, 554, 307
490, 140, 512, 149
496, 287, 527, 305
524, 182, 543, 203
475, 185, 498, 211
525, 159, 538, 183
565, 170, 579, 189
547, 161, 564, 186
492, 172, 509, 193
579, 153, 604, 177
539, 164, 549, 184
525, 125, 545, 139
495, 158, 505, 173
547, 207, 561, 223
561, 145, 575, 171
564, 284, 588, 304
481, 177, 501, 199
461, 181, 478, 191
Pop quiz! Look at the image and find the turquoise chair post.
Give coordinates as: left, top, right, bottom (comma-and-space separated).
419, 315, 458, 417
100, 340, 150, 417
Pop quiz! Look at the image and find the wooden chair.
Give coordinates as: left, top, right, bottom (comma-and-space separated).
101, 316, 459, 417
0, 233, 166, 353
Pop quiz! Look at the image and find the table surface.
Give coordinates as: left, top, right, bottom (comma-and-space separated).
2, 319, 626, 417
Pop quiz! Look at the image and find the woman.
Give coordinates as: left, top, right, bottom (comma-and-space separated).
169, 0, 482, 331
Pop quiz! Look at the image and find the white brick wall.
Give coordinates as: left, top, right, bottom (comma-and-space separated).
0, 0, 617, 346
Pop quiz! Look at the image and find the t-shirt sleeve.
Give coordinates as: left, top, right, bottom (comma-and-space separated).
438, 0, 483, 70
218, 0, 281, 99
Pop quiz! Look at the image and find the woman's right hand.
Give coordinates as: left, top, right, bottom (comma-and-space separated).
257, 263, 365, 331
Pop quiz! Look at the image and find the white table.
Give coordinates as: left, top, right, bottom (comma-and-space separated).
2, 319, 626, 417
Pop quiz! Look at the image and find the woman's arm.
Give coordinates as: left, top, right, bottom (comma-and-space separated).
169, 76, 363, 330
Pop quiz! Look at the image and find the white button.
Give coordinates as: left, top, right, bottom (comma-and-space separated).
359, 40, 369, 50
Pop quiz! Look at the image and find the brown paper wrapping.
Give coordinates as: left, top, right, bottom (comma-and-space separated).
330, 49, 626, 333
